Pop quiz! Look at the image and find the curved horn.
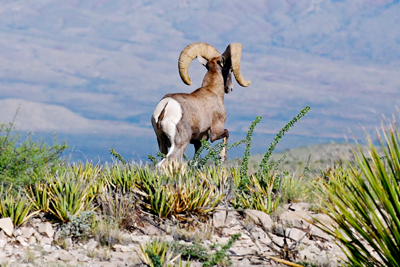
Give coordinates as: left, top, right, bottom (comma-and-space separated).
178, 43, 221, 85
222, 43, 251, 87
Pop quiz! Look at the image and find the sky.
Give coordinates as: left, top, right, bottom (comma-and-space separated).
0, 0, 399, 162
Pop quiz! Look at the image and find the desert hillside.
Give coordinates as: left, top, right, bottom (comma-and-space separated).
244, 142, 381, 174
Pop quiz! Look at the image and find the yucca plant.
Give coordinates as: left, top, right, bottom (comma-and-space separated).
0, 186, 38, 227
46, 170, 96, 223
234, 170, 281, 214
315, 116, 400, 266
135, 170, 177, 218
139, 239, 189, 267
135, 165, 224, 221
71, 162, 104, 197
102, 163, 138, 193
25, 182, 50, 213
197, 166, 232, 197
279, 172, 311, 204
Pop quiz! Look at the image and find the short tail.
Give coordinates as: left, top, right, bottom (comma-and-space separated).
157, 102, 168, 130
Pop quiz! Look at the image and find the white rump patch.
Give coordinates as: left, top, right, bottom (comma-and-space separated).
152, 97, 182, 157
152, 98, 182, 127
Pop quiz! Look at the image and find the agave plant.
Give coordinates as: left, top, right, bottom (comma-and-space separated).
47, 171, 96, 223
0, 186, 38, 227
234, 169, 281, 214
315, 116, 400, 266
71, 162, 104, 197
135, 164, 224, 221
25, 182, 50, 213
102, 163, 139, 193
139, 239, 189, 267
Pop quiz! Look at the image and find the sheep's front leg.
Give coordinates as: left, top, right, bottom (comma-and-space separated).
210, 129, 229, 163
220, 135, 228, 163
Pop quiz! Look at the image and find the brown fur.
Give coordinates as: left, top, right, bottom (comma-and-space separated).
152, 56, 231, 163
156, 102, 168, 130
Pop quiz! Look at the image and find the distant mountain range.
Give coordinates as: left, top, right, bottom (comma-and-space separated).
0, 0, 399, 162
245, 142, 384, 174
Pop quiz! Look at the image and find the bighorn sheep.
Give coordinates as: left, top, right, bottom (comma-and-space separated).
151, 42, 250, 165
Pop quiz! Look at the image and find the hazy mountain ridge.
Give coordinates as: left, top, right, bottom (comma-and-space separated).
247, 142, 383, 174
0, 0, 399, 161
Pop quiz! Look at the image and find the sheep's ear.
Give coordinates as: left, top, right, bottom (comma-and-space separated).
197, 55, 208, 66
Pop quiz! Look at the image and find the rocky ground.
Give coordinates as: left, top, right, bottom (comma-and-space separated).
0, 202, 346, 267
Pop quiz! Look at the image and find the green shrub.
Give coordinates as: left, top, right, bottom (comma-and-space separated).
60, 211, 94, 240
97, 189, 139, 230
232, 106, 311, 213
279, 172, 312, 204
92, 218, 130, 247
172, 242, 209, 262
0, 120, 67, 189
203, 233, 241, 267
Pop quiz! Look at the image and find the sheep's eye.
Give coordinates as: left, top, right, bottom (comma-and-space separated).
217, 60, 223, 68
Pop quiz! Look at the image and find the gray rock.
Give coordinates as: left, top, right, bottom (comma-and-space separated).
222, 227, 242, 236
111, 251, 133, 261
40, 237, 53, 245
211, 236, 230, 244
311, 226, 332, 241
213, 210, 227, 227
131, 235, 151, 243
42, 244, 54, 252
58, 251, 75, 262
76, 254, 89, 262
38, 222, 54, 238
244, 209, 273, 230
85, 239, 98, 250
113, 244, 131, 252
232, 258, 252, 267
308, 244, 321, 254
13, 228, 22, 237
64, 237, 73, 248
257, 236, 272, 247
164, 235, 174, 242
213, 208, 238, 227
229, 246, 256, 256
0, 231, 7, 248
312, 213, 334, 228
0, 251, 7, 262
271, 235, 285, 248
28, 236, 36, 245
0, 218, 14, 237
43, 253, 59, 262
290, 202, 311, 211
280, 210, 312, 229
299, 248, 316, 260
285, 228, 306, 241
33, 231, 42, 240
20, 227, 35, 239
16, 236, 28, 247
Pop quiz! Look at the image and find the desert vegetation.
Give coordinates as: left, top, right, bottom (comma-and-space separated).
1, 106, 400, 266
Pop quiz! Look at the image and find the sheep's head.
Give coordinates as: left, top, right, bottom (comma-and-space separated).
178, 43, 251, 94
